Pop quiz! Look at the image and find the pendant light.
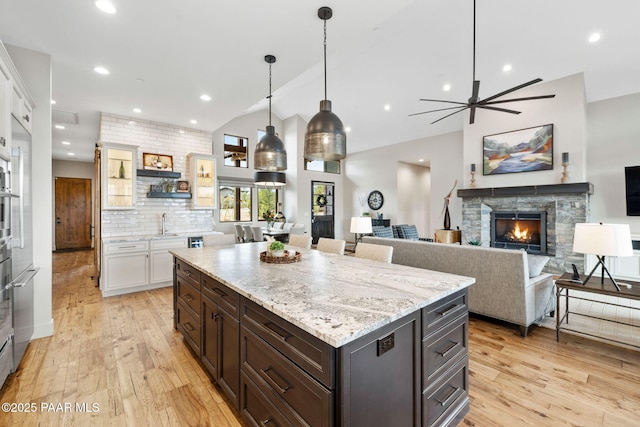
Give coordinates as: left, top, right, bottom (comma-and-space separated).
254, 171, 286, 187
303, 6, 346, 161
254, 54, 287, 171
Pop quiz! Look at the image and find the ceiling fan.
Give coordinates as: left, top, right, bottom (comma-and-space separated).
410, 0, 555, 125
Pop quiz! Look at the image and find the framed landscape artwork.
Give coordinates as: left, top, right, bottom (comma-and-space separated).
483, 124, 553, 175
143, 153, 174, 171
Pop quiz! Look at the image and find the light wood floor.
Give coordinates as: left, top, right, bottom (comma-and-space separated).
1, 250, 639, 426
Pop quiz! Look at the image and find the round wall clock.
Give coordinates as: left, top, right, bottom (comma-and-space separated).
367, 190, 384, 210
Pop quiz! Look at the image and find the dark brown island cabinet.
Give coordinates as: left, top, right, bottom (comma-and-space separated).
173, 256, 469, 427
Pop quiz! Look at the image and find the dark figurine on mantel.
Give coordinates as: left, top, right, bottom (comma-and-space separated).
442, 180, 457, 230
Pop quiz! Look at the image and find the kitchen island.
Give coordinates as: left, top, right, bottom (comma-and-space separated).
171, 243, 475, 427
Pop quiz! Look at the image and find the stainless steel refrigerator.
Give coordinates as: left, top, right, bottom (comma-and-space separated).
10, 116, 37, 372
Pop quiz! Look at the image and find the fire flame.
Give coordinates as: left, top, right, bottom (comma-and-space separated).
512, 223, 529, 241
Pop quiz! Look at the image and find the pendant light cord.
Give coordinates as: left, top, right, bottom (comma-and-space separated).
323, 17, 328, 101
268, 61, 272, 126
472, 0, 476, 82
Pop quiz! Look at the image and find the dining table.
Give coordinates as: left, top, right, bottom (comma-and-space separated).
261, 227, 289, 242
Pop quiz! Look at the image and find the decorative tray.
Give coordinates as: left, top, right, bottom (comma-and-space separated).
260, 251, 302, 264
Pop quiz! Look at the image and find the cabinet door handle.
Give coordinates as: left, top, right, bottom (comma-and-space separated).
260, 367, 291, 394
438, 303, 461, 317
183, 322, 195, 332
0, 137, 5, 147
184, 269, 193, 277
23, 114, 30, 123
436, 386, 460, 407
263, 321, 292, 342
183, 293, 194, 302
213, 288, 227, 297
260, 418, 279, 427
212, 313, 221, 321
118, 245, 137, 249
437, 341, 460, 358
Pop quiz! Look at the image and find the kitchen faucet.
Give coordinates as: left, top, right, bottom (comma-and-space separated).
162, 212, 167, 235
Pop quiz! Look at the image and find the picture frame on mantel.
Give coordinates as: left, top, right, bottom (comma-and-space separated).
483, 124, 553, 176
143, 152, 174, 171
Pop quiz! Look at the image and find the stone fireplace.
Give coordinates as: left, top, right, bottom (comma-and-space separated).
458, 183, 593, 275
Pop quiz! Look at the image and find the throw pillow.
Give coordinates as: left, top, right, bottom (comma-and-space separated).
372, 226, 394, 238
392, 225, 406, 239
400, 224, 419, 240
527, 253, 549, 277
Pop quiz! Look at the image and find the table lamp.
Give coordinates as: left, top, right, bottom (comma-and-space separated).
350, 217, 372, 249
572, 223, 633, 291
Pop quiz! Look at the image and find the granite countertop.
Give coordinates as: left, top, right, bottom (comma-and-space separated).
171, 242, 474, 347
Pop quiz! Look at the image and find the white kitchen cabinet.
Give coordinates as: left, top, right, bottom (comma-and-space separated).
102, 143, 137, 210
102, 237, 187, 297
0, 56, 10, 160
10, 82, 32, 134
102, 240, 149, 297
150, 237, 188, 284
187, 153, 217, 209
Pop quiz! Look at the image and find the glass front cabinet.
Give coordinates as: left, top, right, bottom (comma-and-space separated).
102, 143, 137, 210
187, 153, 217, 209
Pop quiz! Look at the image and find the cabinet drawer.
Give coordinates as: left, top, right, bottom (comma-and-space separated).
202, 274, 239, 320
103, 240, 149, 254
241, 298, 335, 389
423, 357, 469, 427
423, 313, 468, 385
177, 276, 201, 318
241, 372, 293, 427
177, 301, 201, 355
422, 289, 467, 337
175, 257, 201, 286
241, 326, 333, 427
150, 237, 187, 250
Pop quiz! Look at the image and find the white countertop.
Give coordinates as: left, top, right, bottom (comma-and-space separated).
103, 231, 223, 243
171, 242, 475, 347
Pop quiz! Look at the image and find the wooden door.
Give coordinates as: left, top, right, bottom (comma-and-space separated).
94, 146, 101, 282
55, 177, 92, 250
311, 181, 335, 244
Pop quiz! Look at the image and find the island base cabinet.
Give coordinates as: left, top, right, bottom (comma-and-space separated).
241, 372, 292, 427
202, 296, 240, 409
337, 312, 421, 427
422, 357, 469, 427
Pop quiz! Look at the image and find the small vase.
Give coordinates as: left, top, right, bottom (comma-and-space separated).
444, 206, 451, 230
270, 250, 284, 257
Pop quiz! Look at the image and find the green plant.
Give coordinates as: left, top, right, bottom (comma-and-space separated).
466, 239, 481, 246
269, 241, 285, 251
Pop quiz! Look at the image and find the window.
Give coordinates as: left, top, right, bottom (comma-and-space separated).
219, 184, 252, 222
304, 159, 340, 174
224, 134, 248, 168
258, 188, 280, 221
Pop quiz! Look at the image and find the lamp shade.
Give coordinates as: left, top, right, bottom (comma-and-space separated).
573, 223, 633, 257
254, 171, 286, 187
350, 216, 372, 234
304, 100, 347, 161
254, 126, 287, 171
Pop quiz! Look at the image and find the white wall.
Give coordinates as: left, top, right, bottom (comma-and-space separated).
6, 44, 54, 339
344, 131, 463, 239
587, 92, 640, 234
397, 162, 430, 235
52, 160, 94, 249
463, 73, 587, 188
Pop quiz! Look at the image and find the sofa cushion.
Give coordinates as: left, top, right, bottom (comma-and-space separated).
527, 253, 549, 277
399, 225, 419, 240
392, 224, 406, 238
372, 226, 394, 238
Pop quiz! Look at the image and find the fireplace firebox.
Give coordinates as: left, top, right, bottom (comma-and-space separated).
490, 211, 547, 254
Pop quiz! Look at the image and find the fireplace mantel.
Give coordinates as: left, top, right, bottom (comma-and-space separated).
458, 182, 593, 199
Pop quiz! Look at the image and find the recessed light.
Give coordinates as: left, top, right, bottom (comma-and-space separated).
384, 104, 391, 111
67, 152, 75, 156
179, 130, 185, 134
55, 124, 65, 130
135, 78, 145, 83
200, 94, 212, 101
418, 158, 425, 162
50, 99, 57, 105
95, 1, 116, 14
133, 108, 142, 113
345, 126, 351, 133
588, 32, 601, 43
443, 84, 451, 91
128, 121, 136, 125
94, 66, 109, 75
61, 141, 71, 145
190, 119, 198, 124
503, 64, 512, 72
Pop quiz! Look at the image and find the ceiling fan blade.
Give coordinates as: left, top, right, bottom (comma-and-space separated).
480, 78, 543, 103
482, 94, 556, 105
476, 105, 521, 114
430, 106, 468, 124
470, 80, 480, 102
469, 105, 476, 124
409, 105, 471, 117
418, 98, 468, 106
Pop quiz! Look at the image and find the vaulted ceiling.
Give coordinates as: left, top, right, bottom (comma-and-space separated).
2, 0, 639, 162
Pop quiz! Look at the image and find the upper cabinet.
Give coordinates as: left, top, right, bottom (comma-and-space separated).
102, 143, 137, 210
11, 82, 32, 134
0, 57, 10, 160
187, 153, 216, 209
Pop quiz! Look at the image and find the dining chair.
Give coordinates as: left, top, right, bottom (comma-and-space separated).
354, 242, 393, 263
272, 222, 284, 230
316, 237, 346, 255
251, 226, 266, 242
234, 224, 246, 243
203, 234, 237, 246
242, 225, 254, 242
288, 235, 312, 250
283, 222, 294, 232
288, 225, 305, 235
